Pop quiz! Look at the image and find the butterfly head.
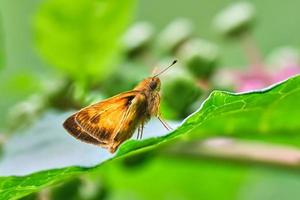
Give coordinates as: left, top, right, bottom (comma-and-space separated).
135, 77, 161, 92
134, 60, 177, 93
147, 60, 177, 91
149, 77, 161, 91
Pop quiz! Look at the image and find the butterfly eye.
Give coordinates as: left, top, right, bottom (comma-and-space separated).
149, 81, 157, 90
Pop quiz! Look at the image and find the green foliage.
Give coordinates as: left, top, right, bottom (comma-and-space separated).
178, 38, 219, 79
101, 62, 149, 97
0, 0, 137, 131
1, 1, 300, 199
0, 0, 54, 131
118, 75, 300, 154
34, 0, 136, 83
0, 75, 299, 199
0, 167, 87, 200
185, 76, 300, 137
0, 15, 4, 69
0, 71, 42, 130
160, 68, 202, 119
100, 157, 300, 200
213, 2, 255, 37
156, 18, 193, 54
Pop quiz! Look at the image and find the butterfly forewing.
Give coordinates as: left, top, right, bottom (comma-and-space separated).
63, 91, 147, 152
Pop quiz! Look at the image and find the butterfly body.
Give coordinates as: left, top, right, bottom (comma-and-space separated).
63, 77, 162, 153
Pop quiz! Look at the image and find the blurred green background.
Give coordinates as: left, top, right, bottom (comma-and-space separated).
1, 0, 300, 127
1, 0, 300, 199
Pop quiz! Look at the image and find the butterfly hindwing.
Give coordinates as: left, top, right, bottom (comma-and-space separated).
63, 114, 107, 146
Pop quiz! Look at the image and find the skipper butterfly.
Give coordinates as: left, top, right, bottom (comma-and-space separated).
63, 60, 177, 153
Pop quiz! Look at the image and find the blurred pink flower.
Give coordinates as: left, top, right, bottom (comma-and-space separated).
271, 65, 300, 83
235, 68, 270, 92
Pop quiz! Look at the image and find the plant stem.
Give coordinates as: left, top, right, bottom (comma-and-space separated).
240, 31, 264, 72
161, 137, 300, 169
0, 134, 7, 145
197, 79, 211, 92
38, 188, 50, 200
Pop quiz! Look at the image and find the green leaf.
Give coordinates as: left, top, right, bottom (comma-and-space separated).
0, 75, 300, 199
118, 75, 300, 154
34, 0, 136, 83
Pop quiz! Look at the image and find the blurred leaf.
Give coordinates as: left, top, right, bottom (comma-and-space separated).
101, 62, 149, 97
0, 0, 60, 131
0, 0, 51, 72
160, 68, 202, 119
213, 2, 255, 37
0, 70, 42, 131
0, 14, 4, 69
34, 0, 136, 83
99, 157, 300, 200
0, 75, 300, 199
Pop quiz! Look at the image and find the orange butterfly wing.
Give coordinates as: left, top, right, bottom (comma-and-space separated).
63, 91, 148, 153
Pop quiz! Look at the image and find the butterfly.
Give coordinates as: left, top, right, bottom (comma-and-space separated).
63, 60, 177, 153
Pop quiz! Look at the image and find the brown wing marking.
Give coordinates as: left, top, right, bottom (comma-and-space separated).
74, 103, 123, 142
63, 114, 108, 146
63, 91, 139, 150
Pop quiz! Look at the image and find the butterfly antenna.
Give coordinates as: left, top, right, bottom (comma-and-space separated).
153, 60, 177, 77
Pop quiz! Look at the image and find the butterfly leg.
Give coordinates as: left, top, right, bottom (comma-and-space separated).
109, 143, 119, 153
137, 125, 141, 140
139, 122, 144, 140
158, 116, 172, 131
